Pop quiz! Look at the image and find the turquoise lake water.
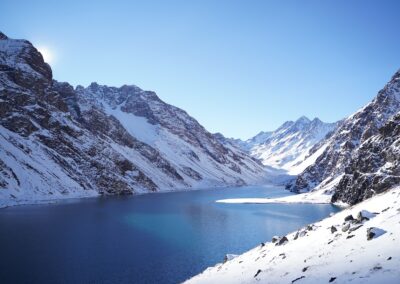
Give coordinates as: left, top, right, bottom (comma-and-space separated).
0, 185, 340, 283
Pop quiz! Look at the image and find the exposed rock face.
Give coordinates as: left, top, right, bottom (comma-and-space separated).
288, 70, 400, 199
0, 32, 266, 207
332, 112, 400, 205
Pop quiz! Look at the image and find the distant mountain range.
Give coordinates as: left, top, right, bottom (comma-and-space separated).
216, 116, 337, 175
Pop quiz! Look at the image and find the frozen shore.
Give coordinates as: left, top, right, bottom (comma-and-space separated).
186, 187, 400, 283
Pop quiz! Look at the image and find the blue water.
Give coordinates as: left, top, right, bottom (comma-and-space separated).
0, 185, 339, 284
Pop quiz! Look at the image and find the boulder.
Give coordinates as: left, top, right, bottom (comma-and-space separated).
367, 227, 386, 240
342, 223, 350, 232
271, 236, 279, 243
344, 215, 354, 222
276, 236, 289, 246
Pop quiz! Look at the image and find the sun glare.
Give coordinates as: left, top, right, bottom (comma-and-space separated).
37, 46, 54, 64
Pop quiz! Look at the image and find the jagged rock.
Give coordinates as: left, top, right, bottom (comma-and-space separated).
276, 236, 289, 246
288, 70, 400, 205
344, 215, 354, 222
271, 236, 279, 243
307, 225, 315, 231
330, 226, 337, 234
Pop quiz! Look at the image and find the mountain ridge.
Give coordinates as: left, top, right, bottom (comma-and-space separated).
217, 116, 337, 175
0, 32, 266, 207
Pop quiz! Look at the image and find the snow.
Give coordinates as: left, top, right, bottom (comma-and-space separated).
216, 190, 333, 205
236, 117, 336, 175
185, 187, 400, 283
0, 126, 99, 208
217, 174, 344, 206
103, 103, 159, 145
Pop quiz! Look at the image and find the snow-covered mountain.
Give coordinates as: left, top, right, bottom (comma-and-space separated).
288, 70, 400, 204
218, 117, 337, 175
0, 32, 266, 207
249, 117, 337, 175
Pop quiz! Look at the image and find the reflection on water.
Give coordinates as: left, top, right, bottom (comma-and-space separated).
0, 185, 339, 284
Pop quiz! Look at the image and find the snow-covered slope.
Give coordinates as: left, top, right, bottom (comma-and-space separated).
185, 187, 400, 284
288, 70, 400, 204
0, 32, 266, 207
249, 117, 336, 174
219, 117, 336, 175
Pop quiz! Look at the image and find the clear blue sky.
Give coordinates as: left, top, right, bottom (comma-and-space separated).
1, 0, 399, 139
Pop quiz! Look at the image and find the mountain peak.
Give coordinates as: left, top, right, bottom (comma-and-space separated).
296, 116, 311, 124
0, 32, 8, 40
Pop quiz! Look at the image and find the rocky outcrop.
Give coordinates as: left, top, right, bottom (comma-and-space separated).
288, 70, 400, 198
332, 112, 400, 205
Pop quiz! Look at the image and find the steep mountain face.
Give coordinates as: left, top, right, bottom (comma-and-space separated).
332, 112, 400, 205
218, 117, 336, 175
289, 70, 400, 197
0, 33, 265, 207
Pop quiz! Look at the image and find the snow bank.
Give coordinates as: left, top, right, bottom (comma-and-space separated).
185, 187, 400, 283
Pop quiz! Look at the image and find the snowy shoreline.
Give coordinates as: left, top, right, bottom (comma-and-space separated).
0, 182, 276, 209
217, 191, 349, 208
185, 187, 400, 283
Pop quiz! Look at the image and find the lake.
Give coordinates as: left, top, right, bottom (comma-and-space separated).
0, 185, 340, 284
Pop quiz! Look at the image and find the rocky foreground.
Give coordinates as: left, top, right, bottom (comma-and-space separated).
185, 187, 400, 283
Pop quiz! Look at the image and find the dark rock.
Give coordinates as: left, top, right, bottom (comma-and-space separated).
330, 226, 337, 234
291, 276, 305, 283
367, 227, 386, 241
344, 215, 354, 222
372, 265, 382, 271
254, 269, 262, 278
367, 227, 377, 241
272, 236, 279, 243
276, 236, 289, 246
356, 211, 369, 222
329, 277, 337, 282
